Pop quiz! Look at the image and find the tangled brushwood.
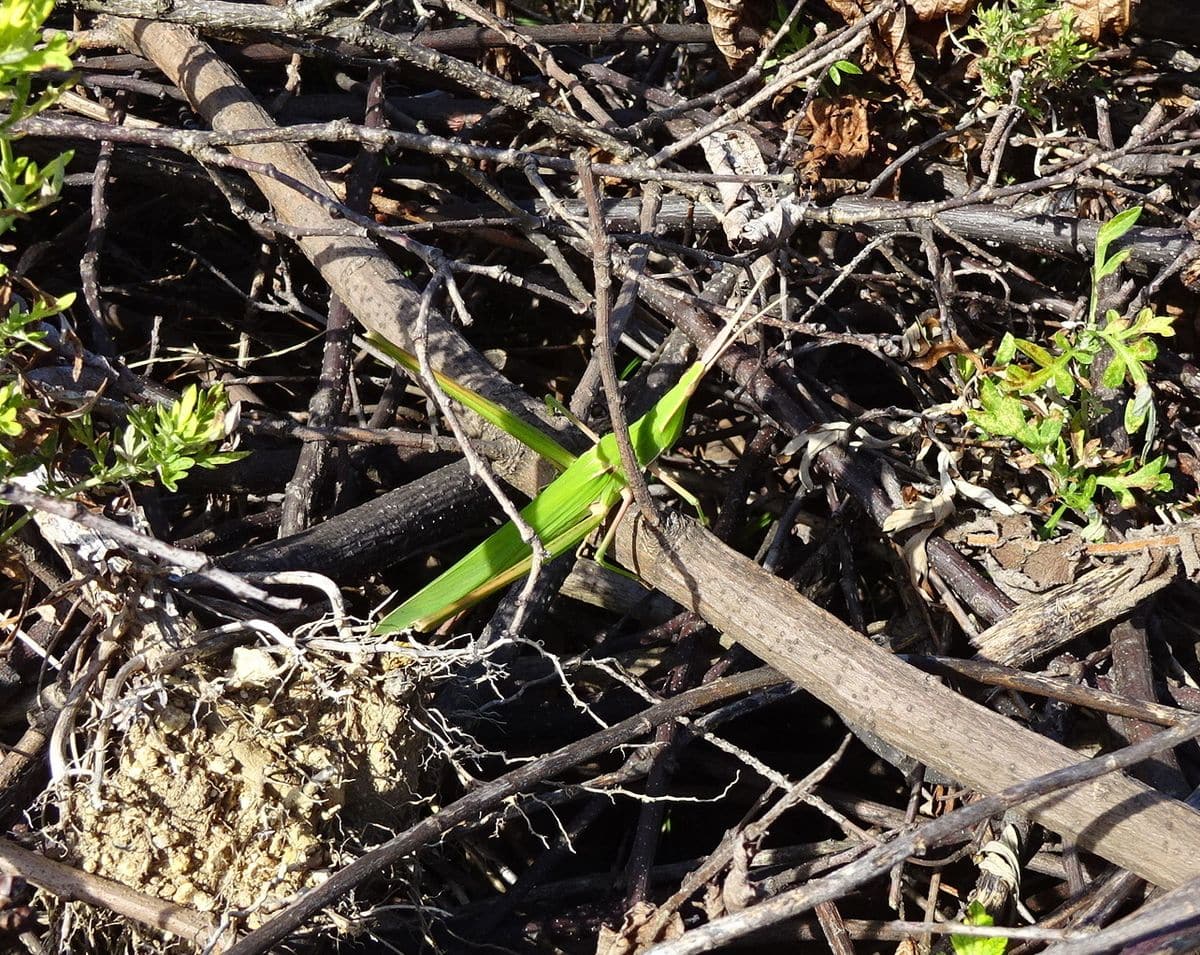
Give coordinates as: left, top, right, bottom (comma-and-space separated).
4, 0, 1200, 952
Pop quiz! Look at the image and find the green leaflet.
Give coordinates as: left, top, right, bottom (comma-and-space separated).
374, 362, 706, 633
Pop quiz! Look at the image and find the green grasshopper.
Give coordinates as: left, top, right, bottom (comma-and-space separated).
369, 315, 749, 635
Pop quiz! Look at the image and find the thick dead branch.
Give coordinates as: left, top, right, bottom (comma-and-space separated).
611, 513, 1200, 888
0, 838, 221, 947
544, 195, 1196, 267
113, 17, 566, 498
971, 559, 1178, 666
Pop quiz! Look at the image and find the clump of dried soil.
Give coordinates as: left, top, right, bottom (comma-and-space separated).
51, 641, 430, 943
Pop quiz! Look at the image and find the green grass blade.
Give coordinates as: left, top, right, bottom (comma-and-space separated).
624, 361, 704, 465
366, 331, 576, 471
373, 360, 709, 634
376, 508, 607, 633
374, 449, 626, 633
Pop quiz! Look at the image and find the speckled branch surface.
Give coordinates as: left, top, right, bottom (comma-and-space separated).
612, 514, 1200, 887
113, 16, 565, 498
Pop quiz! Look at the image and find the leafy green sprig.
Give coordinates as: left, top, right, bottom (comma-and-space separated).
73, 385, 247, 493
0, 0, 247, 509
950, 900, 1008, 955
764, 1, 862, 87
965, 0, 1094, 113
965, 207, 1175, 536
0, 0, 75, 240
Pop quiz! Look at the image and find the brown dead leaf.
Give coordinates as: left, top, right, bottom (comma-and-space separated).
906, 334, 974, 370
799, 95, 871, 178
0, 548, 29, 585
702, 0, 755, 70
1182, 254, 1200, 291
1035, 0, 1131, 41
825, 0, 929, 104
907, 0, 976, 19
907, 0, 979, 55
825, 0, 869, 21
1063, 0, 1131, 39
878, 6, 925, 103
722, 838, 759, 912
899, 311, 981, 369
698, 882, 726, 922
595, 902, 684, 955
1177, 451, 1200, 484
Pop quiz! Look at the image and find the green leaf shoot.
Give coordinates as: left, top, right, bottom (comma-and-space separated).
950, 901, 1008, 955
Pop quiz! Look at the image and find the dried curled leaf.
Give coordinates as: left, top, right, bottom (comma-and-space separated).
596, 901, 684, 955
908, 0, 976, 19
1027, 0, 1128, 48
702, 0, 755, 70
1052, 0, 1131, 40
1182, 254, 1200, 291
798, 94, 871, 178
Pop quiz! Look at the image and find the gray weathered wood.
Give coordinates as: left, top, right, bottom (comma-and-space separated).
115, 17, 566, 497
118, 13, 1200, 894
971, 560, 1176, 666
614, 515, 1200, 888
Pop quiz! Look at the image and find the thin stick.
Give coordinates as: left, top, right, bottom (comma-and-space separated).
18, 114, 790, 186
0, 483, 298, 610
443, 0, 615, 128
646, 734, 853, 940
78, 93, 119, 357
906, 654, 1197, 727
0, 837, 222, 948
575, 151, 659, 523
242, 416, 479, 453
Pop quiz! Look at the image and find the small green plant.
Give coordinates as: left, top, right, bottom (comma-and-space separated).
2, 368, 246, 547
764, 0, 813, 67
0, 0, 74, 239
764, 3, 862, 87
0, 379, 31, 442
0, 286, 69, 477
965, 207, 1175, 537
70, 385, 247, 493
0, 0, 76, 484
2, 330, 245, 489
0, 287, 59, 359
950, 900, 1008, 955
1, 283, 245, 492
0, 3, 245, 510
826, 59, 863, 87
965, 0, 1094, 112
